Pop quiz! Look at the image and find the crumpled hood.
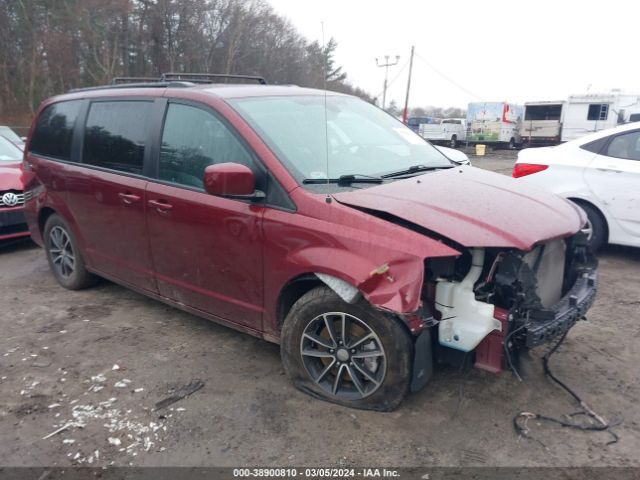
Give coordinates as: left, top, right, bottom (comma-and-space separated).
333, 166, 585, 251
0, 163, 23, 191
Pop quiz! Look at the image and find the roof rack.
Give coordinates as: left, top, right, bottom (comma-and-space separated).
160, 73, 267, 85
68, 72, 267, 94
111, 76, 162, 85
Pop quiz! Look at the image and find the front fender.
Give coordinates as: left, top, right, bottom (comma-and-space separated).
287, 246, 426, 314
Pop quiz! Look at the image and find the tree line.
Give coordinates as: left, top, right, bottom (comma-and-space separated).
386, 100, 466, 120
0, 0, 372, 123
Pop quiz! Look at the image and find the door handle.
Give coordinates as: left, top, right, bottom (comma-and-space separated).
118, 192, 141, 204
596, 167, 623, 173
148, 199, 173, 213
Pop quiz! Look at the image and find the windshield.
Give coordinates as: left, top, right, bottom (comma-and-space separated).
0, 136, 23, 163
229, 95, 452, 182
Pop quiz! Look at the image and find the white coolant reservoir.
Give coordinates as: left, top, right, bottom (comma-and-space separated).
435, 248, 502, 352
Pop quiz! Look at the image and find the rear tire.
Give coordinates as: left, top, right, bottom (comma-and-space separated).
575, 202, 607, 251
280, 286, 413, 411
508, 137, 516, 149
44, 214, 98, 290
449, 135, 458, 148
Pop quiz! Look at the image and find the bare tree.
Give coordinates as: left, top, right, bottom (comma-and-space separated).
0, 0, 373, 122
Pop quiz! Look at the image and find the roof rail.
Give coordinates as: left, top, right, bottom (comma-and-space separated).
68, 81, 195, 93
160, 73, 267, 85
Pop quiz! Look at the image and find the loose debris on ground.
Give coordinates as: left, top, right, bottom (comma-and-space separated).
32, 369, 205, 465
154, 380, 205, 411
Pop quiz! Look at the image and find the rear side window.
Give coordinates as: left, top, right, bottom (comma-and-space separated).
580, 136, 609, 154
604, 131, 640, 161
159, 103, 254, 188
83, 101, 152, 174
30, 100, 82, 160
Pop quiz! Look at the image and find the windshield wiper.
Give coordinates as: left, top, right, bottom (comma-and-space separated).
303, 174, 384, 185
382, 164, 453, 178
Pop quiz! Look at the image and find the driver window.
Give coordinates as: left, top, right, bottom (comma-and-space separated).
160, 103, 254, 188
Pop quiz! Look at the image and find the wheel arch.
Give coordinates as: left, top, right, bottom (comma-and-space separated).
276, 273, 324, 328
277, 270, 370, 326
567, 196, 609, 242
275, 271, 416, 340
38, 206, 57, 235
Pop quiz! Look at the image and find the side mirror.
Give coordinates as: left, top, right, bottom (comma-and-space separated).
203, 163, 264, 200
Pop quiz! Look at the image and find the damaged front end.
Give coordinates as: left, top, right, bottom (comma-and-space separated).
422, 232, 598, 376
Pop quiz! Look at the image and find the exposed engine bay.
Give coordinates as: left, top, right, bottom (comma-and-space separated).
423, 231, 598, 374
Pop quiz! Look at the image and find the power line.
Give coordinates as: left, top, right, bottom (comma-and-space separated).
373, 58, 409, 102
413, 52, 483, 100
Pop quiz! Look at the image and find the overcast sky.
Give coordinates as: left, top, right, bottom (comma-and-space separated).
268, 0, 639, 109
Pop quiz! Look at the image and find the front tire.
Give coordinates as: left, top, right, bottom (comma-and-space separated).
449, 135, 458, 148
44, 214, 98, 290
576, 202, 607, 251
281, 286, 412, 411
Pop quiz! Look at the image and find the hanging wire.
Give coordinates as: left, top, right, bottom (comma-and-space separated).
513, 328, 621, 446
373, 58, 410, 102
413, 52, 483, 100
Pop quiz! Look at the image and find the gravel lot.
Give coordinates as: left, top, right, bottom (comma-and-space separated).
1, 150, 639, 467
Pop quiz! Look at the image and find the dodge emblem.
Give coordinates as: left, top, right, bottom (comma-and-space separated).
2, 192, 19, 207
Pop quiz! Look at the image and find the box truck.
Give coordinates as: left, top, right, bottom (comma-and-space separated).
466, 102, 523, 148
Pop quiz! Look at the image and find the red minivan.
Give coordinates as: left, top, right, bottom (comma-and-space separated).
23, 76, 598, 410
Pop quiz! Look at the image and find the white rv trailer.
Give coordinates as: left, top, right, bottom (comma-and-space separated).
520, 101, 565, 145
561, 92, 640, 142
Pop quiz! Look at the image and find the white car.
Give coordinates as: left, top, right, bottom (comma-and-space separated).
0, 126, 25, 148
513, 122, 640, 250
435, 145, 471, 165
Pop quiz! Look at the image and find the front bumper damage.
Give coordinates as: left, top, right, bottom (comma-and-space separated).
521, 252, 597, 348
421, 233, 598, 378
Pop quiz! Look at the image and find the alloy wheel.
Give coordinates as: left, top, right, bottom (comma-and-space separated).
581, 218, 594, 241
300, 312, 386, 400
49, 226, 76, 279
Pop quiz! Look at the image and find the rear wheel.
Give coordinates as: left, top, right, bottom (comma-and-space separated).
44, 214, 98, 290
281, 286, 412, 411
449, 135, 458, 148
576, 202, 607, 251
508, 137, 516, 149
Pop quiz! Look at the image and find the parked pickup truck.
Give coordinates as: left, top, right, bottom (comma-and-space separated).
419, 118, 467, 148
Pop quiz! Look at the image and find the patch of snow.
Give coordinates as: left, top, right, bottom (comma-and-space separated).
91, 373, 106, 383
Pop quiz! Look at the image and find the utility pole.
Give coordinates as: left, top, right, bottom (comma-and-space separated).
375, 55, 400, 110
402, 46, 415, 124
